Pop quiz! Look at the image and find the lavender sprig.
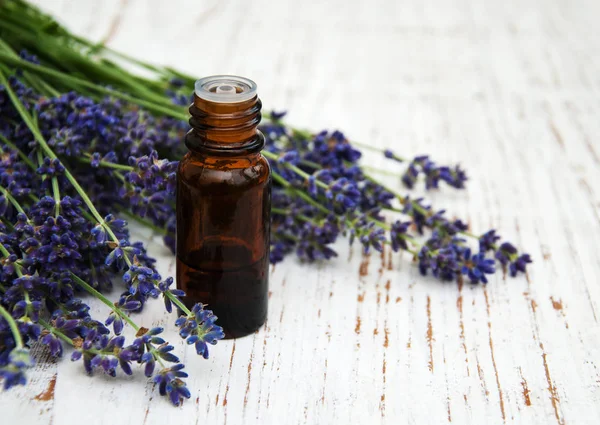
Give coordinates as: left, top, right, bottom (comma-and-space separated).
262, 122, 530, 281
175, 304, 225, 359
1, 41, 532, 405
0, 303, 33, 390
0, 70, 223, 404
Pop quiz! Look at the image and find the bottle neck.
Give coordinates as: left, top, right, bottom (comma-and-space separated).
185, 94, 264, 155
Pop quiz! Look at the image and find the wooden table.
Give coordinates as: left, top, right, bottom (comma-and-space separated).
2, 0, 599, 424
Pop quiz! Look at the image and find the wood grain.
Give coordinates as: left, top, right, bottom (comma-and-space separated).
1, 0, 599, 424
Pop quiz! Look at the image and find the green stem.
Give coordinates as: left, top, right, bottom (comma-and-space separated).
0, 78, 193, 318
0, 304, 24, 348
0, 134, 36, 170
1, 217, 15, 232
91, 42, 168, 76
272, 231, 300, 243
38, 318, 109, 358
0, 37, 54, 97
382, 206, 405, 214
271, 170, 291, 188
113, 172, 126, 183
118, 209, 168, 235
0, 71, 172, 322
271, 207, 288, 215
270, 147, 478, 244
23, 291, 32, 316
70, 28, 187, 83
271, 170, 330, 215
0, 52, 188, 120
262, 150, 279, 161
284, 184, 330, 215
78, 156, 135, 171
271, 170, 418, 247
299, 159, 322, 169
271, 207, 318, 225
288, 126, 313, 140
261, 117, 403, 162
351, 140, 404, 161
360, 165, 402, 177
0, 140, 100, 225
46, 276, 167, 366
0, 243, 23, 278
270, 158, 420, 244
404, 246, 420, 256
263, 150, 329, 190
70, 272, 139, 331
167, 292, 191, 317
38, 319, 75, 347
0, 69, 120, 242
78, 39, 169, 87
363, 173, 419, 211
38, 79, 60, 97
264, 138, 426, 234
33, 139, 60, 218
0, 38, 18, 57
39, 318, 129, 359
0, 15, 169, 101
39, 316, 129, 359
51, 173, 60, 218
364, 173, 481, 240
22, 71, 50, 96
0, 185, 28, 216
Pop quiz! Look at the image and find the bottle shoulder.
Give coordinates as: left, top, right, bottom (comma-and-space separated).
178, 153, 271, 189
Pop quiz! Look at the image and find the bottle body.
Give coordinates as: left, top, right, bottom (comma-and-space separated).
176, 76, 270, 339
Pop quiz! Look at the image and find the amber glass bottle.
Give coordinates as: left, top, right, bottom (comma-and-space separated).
176, 76, 270, 339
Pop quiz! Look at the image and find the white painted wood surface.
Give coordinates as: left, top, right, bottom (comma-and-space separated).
1, 0, 599, 423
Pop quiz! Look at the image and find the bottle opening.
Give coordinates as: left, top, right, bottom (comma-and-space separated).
195, 75, 257, 103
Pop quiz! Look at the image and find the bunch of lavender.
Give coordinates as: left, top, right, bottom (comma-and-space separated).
0, 72, 224, 403
259, 115, 531, 283
0, 47, 531, 282
0, 45, 533, 280
0, 1, 532, 399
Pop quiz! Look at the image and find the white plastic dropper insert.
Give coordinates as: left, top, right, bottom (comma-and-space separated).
194, 75, 257, 103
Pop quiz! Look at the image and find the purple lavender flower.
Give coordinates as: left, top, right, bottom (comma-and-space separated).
390, 221, 411, 252
270, 240, 292, 264
295, 219, 339, 261
479, 230, 501, 252
402, 197, 430, 234
510, 254, 532, 277
39, 317, 80, 357
270, 110, 287, 120
154, 364, 191, 406
18, 50, 40, 65
90, 151, 118, 168
431, 247, 460, 280
401, 155, 467, 190
158, 277, 185, 313
327, 178, 361, 213
0, 348, 33, 390
175, 303, 225, 359
359, 181, 393, 212
495, 242, 517, 265
359, 224, 386, 254
0, 150, 34, 199
402, 160, 420, 188
460, 249, 495, 284
384, 149, 403, 162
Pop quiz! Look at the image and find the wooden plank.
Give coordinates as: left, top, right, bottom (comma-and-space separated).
3, 0, 599, 423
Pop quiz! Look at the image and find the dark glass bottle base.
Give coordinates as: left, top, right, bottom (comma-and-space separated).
176, 251, 268, 339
